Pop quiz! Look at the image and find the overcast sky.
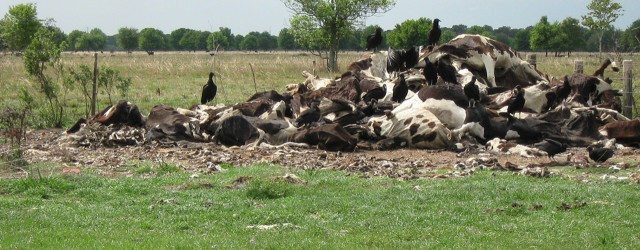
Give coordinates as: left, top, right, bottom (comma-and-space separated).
2, 0, 639, 35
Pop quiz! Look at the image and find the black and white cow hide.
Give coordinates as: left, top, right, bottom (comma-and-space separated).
418, 34, 547, 88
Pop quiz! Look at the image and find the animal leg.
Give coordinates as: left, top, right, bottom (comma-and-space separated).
482, 55, 497, 88
519, 61, 546, 83
452, 122, 485, 141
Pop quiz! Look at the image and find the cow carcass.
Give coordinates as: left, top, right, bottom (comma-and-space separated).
62, 34, 634, 155
419, 34, 547, 88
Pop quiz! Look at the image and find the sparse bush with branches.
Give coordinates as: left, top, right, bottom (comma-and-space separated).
23, 26, 72, 128
98, 67, 132, 105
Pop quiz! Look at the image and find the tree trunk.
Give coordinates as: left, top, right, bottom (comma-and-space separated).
327, 49, 338, 72
599, 32, 604, 55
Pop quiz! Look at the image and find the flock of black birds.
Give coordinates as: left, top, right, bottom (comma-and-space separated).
197, 18, 616, 164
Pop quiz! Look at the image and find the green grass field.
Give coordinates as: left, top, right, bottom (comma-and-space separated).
1, 51, 640, 248
1, 164, 640, 248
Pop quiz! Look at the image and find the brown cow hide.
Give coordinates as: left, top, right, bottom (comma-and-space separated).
292, 123, 357, 151
146, 105, 203, 141
215, 115, 259, 146
302, 72, 362, 105
600, 119, 640, 145
595, 90, 622, 112
91, 100, 145, 127
233, 100, 272, 117
567, 73, 615, 107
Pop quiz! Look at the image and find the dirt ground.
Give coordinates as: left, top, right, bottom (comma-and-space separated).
2, 129, 639, 182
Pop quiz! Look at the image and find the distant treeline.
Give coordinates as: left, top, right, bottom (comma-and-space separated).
1, 9, 639, 53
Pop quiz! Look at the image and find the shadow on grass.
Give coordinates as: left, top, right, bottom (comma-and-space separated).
246, 178, 292, 200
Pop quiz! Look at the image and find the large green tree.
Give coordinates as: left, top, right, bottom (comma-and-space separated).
340, 30, 361, 50
581, 0, 623, 53
440, 29, 456, 44
139, 28, 167, 51
257, 31, 277, 50
450, 24, 467, 35
513, 28, 531, 51
558, 17, 585, 55
209, 31, 228, 51
46, 25, 66, 47
196, 31, 211, 50
67, 30, 84, 50
240, 33, 259, 50
0, 3, 42, 51
283, 0, 395, 72
466, 25, 496, 39
169, 28, 190, 50
116, 27, 139, 52
387, 18, 431, 48
209, 27, 234, 50
549, 22, 568, 56
0, 25, 4, 50
178, 30, 199, 51
530, 16, 555, 56
90, 28, 107, 50
74, 28, 106, 51
278, 28, 297, 50
622, 19, 640, 52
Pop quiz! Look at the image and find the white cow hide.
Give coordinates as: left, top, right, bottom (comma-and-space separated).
367, 100, 453, 149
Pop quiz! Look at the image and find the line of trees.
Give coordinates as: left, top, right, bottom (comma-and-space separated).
2, 2, 639, 55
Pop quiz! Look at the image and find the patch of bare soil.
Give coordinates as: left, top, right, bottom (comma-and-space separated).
1, 129, 639, 182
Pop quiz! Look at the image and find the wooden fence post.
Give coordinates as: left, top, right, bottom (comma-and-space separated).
249, 63, 257, 94
622, 60, 634, 118
312, 60, 317, 76
91, 53, 98, 116
574, 60, 584, 74
527, 54, 537, 69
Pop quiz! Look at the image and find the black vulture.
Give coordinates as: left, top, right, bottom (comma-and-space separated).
423, 59, 438, 85
534, 139, 567, 159
201, 72, 217, 105
362, 85, 387, 103
542, 92, 557, 112
403, 46, 420, 70
295, 103, 321, 128
392, 74, 408, 103
366, 27, 383, 52
507, 85, 525, 117
463, 76, 480, 106
387, 48, 405, 73
556, 76, 572, 102
437, 57, 458, 84
587, 146, 614, 163
427, 19, 441, 47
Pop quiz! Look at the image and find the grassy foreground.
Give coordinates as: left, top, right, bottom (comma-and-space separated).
1, 163, 639, 248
